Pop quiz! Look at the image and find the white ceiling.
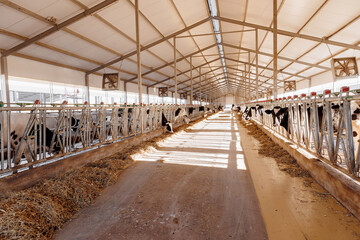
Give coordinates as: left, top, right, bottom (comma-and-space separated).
0, 0, 359, 97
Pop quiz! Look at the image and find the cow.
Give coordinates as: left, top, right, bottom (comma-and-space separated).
243, 106, 262, 120
264, 104, 325, 135
162, 113, 173, 132
264, 106, 290, 132
199, 106, 205, 112
174, 107, 190, 124
0, 113, 62, 165
188, 107, 195, 115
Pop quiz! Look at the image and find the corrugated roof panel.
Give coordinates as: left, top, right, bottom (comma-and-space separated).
10, 0, 82, 22
0, 4, 49, 38
279, 38, 317, 60
277, 0, 325, 32
18, 44, 98, 70
172, 0, 209, 26
67, 16, 136, 54
218, 0, 247, 20
139, 0, 184, 37
0, 34, 23, 49
300, 0, 360, 38
147, 41, 175, 62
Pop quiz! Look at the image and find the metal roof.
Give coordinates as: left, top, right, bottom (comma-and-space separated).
0, 0, 359, 99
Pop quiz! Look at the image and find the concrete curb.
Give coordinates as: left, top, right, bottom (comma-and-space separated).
251, 120, 360, 220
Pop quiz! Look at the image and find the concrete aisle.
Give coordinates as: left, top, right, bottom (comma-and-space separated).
55, 111, 268, 240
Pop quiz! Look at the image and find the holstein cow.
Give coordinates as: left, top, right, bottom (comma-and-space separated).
265, 104, 325, 135
161, 113, 173, 132
188, 107, 195, 116
243, 105, 264, 120
174, 107, 190, 124
0, 113, 62, 165
265, 106, 291, 133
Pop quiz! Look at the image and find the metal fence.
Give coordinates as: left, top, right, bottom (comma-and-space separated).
243, 88, 360, 178
0, 102, 210, 175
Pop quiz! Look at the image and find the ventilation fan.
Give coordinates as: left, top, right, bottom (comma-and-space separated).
102, 73, 119, 90
331, 57, 359, 79
158, 87, 169, 97
284, 81, 296, 92
180, 93, 187, 99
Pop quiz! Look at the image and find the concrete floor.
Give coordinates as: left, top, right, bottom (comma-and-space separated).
55, 111, 268, 240
55, 110, 360, 240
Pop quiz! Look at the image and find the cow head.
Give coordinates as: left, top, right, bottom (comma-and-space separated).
265, 106, 288, 126
161, 113, 173, 133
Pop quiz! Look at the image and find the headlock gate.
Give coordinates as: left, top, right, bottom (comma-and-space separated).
243, 87, 360, 178
0, 102, 213, 175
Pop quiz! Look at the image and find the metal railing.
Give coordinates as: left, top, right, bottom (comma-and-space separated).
243, 87, 360, 178
0, 101, 214, 175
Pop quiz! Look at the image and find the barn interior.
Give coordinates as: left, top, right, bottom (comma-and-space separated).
0, 0, 360, 239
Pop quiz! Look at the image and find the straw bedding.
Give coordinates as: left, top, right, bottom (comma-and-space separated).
0, 115, 211, 239
240, 119, 311, 178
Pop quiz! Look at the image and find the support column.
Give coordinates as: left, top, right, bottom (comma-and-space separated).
135, 0, 143, 132
84, 73, 90, 103
190, 56, 193, 105
174, 37, 178, 105
248, 52, 250, 100
199, 67, 202, 106
124, 82, 128, 103
273, 0, 278, 99
256, 29, 259, 101
0, 56, 10, 106
146, 86, 150, 104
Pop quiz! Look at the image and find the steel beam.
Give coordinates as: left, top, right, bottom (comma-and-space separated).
224, 57, 310, 80
149, 58, 221, 87
87, 17, 211, 75
125, 43, 216, 83
256, 29, 259, 101
2, 0, 118, 57
273, 0, 278, 98
173, 37, 178, 105
215, 16, 360, 51
190, 56, 193, 105
222, 42, 330, 71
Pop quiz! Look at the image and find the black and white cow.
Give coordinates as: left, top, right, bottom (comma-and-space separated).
0, 113, 62, 165
265, 106, 290, 133
174, 107, 190, 124
264, 104, 324, 134
243, 105, 264, 120
188, 107, 195, 115
162, 113, 173, 132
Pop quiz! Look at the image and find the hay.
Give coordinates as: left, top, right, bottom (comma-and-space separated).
239, 117, 311, 179
0, 114, 213, 239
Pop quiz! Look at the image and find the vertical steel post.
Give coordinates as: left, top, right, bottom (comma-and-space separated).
174, 37, 178, 105
124, 82, 128, 103
273, 0, 278, 99
146, 86, 150, 104
199, 67, 202, 106
190, 56, 193, 105
135, 0, 143, 133
256, 29, 259, 101
85, 73, 90, 103
0, 56, 10, 106
248, 52, 250, 100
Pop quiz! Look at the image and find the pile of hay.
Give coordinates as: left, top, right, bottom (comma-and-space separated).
240, 119, 311, 178
0, 114, 210, 239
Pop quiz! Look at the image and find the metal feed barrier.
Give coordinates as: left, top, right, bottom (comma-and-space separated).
0, 101, 211, 175
243, 87, 360, 178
